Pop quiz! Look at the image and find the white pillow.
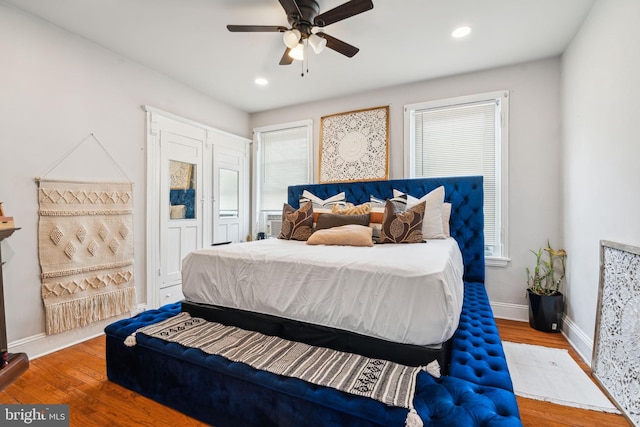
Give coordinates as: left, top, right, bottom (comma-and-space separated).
392, 186, 446, 239
442, 202, 452, 237
300, 190, 348, 219
299, 190, 346, 208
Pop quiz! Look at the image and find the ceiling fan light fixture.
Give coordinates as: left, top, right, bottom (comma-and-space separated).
308, 34, 327, 54
283, 29, 301, 49
288, 43, 305, 61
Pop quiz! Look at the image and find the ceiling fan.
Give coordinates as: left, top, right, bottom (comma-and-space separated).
227, 0, 374, 66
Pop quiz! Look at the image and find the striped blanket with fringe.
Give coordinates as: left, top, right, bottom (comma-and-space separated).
127, 312, 423, 410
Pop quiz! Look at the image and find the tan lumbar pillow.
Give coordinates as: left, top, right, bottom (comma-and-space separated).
306, 224, 373, 247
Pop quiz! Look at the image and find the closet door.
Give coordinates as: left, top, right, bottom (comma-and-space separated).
145, 106, 249, 309
158, 130, 203, 305
212, 144, 246, 244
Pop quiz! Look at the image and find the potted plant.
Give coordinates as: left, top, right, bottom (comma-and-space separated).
526, 241, 567, 332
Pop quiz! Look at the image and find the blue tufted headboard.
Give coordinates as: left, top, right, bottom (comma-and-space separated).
288, 176, 485, 284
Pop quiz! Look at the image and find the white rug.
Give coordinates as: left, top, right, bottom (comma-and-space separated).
503, 341, 620, 413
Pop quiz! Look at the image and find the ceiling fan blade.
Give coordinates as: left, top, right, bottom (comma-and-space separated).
279, 48, 294, 65
314, 0, 373, 27
227, 25, 287, 32
278, 0, 301, 17
320, 33, 359, 57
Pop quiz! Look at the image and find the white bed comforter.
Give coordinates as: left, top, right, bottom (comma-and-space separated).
181, 238, 464, 346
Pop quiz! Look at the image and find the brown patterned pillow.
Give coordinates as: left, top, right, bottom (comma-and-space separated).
377, 200, 425, 244
278, 201, 314, 241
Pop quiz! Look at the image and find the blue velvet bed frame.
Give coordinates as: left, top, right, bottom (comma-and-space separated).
105, 176, 522, 426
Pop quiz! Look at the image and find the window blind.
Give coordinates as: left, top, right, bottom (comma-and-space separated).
414, 99, 499, 248
260, 126, 310, 211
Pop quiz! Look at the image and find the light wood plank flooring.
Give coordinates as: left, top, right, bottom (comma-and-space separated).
0, 319, 630, 426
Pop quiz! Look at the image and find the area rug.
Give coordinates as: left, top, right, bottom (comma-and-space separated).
38, 179, 136, 335
125, 312, 423, 410
503, 341, 620, 413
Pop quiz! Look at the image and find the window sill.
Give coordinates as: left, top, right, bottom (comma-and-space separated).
486, 256, 511, 268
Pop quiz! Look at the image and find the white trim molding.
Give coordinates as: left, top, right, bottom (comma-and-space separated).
8, 303, 146, 360
561, 313, 594, 366
490, 301, 528, 322
489, 300, 595, 367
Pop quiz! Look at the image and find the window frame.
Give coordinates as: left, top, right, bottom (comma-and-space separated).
404, 90, 510, 266
252, 119, 313, 238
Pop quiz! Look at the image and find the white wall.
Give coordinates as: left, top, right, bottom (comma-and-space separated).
251, 58, 564, 320
0, 4, 249, 357
561, 0, 640, 363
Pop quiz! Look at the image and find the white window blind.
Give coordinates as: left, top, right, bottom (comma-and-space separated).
405, 91, 508, 261
258, 125, 310, 211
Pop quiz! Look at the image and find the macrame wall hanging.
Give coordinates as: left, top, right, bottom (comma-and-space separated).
36, 134, 136, 335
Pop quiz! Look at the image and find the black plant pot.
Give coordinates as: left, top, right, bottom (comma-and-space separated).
527, 289, 564, 333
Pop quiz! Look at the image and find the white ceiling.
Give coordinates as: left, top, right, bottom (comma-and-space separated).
5, 0, 595, 113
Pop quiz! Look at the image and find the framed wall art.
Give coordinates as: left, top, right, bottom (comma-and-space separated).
592, 240, 640, 426
319, 105, 389, 183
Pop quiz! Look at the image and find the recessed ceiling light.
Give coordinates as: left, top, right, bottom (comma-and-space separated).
452, 26, 471, 38
255, 77, 268, 86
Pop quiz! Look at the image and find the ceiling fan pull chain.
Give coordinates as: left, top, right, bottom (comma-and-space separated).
305, 40, 310, 76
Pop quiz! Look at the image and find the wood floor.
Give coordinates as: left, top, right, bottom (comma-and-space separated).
0, 319, 630, 427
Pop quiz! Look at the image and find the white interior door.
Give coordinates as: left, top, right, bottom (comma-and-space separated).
213, 144, 246, 244
159, 130, 203, 296
210, 130, 250, 244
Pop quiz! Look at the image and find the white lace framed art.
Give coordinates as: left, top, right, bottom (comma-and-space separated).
319, 106, 389, 183
593, 240, 640, 426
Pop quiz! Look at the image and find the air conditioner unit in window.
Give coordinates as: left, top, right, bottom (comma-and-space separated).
266, 214, 282, 237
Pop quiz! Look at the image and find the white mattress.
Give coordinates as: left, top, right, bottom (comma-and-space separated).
181, 238, 464, 346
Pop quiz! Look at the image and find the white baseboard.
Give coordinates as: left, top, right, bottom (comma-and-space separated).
561, 313, 594, 366
489, 300, 595, 366
490, 301, 528, 322
8, 303, 147, 360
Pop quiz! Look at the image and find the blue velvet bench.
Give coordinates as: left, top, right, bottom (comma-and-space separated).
105, 176, 522, 426
105, 283, 521, 426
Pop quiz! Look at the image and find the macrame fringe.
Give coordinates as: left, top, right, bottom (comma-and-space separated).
405, 408, 423, 427
45, 287, 136, 335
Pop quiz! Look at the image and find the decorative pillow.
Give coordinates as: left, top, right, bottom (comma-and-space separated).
300, 190, 346, 210
307, 224, 373, 247
377, 200, 425, 244
369, 195, 403, 223
278, 201, 314, 241
300, 191, 348, 223
315, 213, 370, 230
368, 196, 396, 239
331, 202, 371, 215
442, 202, 452, 237
392, 186, 446, 239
